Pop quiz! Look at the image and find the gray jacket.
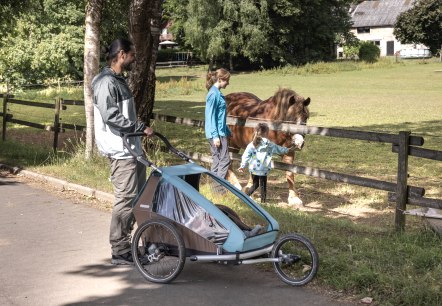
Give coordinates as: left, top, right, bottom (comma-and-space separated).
92, 67, 144, 159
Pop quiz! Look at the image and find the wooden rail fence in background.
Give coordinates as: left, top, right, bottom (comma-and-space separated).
154, 113, 441, 230
1, 94, 441, 231
0, 94, 85, 151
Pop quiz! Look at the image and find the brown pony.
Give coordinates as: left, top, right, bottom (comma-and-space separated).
225, 88, 310, 206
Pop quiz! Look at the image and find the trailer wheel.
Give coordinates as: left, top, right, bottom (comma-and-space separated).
272, 233, 319, 286
132, 219, 185, 284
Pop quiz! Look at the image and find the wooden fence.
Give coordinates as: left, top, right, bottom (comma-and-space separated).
1, 94, 441, 231
156, 60, 189, 68
0, 94, 85, 151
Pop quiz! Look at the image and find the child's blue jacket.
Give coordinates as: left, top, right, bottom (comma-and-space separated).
240, 138, 289, 176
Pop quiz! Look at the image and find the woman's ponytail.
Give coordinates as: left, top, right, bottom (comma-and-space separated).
206, 68, 231, 91
206, 71, 216, 90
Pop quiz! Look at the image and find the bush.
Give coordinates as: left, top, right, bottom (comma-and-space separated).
359, 42, 380, 63
343, 42, 360, 60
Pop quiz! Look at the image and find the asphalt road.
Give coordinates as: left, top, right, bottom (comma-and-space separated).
0, 173, 351, 306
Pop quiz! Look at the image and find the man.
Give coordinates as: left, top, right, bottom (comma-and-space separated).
92, 38, 153, 265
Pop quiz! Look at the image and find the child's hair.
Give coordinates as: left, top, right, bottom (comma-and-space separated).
252, 123, 270, 147
206, 68, 230, 90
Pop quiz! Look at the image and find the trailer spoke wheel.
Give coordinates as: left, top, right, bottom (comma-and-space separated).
272, 233, 319, 286
132, 220, 185, 284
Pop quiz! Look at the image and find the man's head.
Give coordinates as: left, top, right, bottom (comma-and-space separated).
106, 38, 136, 73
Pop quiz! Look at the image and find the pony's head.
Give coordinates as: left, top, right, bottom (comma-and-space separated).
270, 88, 310, 124
270, 88, 310, 150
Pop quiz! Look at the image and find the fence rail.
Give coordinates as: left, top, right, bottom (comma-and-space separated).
8, 98, 67, 110
1, 94, 441, 230
392, 145, 442, 161
226, 116, 425, 146
156, 60, 188, 68
1, 95, 80, 149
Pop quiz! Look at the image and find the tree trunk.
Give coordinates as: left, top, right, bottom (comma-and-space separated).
128, 0, 162, 126
144, 0, 162, 123
83, 0, 104, 159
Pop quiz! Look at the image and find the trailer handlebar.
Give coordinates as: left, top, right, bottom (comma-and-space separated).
122, 131, 193, 163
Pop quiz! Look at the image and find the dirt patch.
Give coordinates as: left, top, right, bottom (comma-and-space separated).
237, 174, 397, 229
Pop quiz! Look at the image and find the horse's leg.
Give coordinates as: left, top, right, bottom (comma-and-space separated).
226, 169, 242, 190
282, 154, 303, 207
244, 174, 253, 194
226, 147, 242, 190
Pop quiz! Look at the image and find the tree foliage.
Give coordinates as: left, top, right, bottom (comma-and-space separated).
0, 0, 129, 85
0, 0, 358, 84
164, 0, 354, 68
269, 0, 354, 65
165, 0, 271, 68
343, 39, 361, 60
0, 0, 85, 84
394, 0, 442, 54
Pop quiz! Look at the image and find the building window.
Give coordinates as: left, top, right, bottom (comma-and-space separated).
373, 40, 380, 46
357, 27, 370, 34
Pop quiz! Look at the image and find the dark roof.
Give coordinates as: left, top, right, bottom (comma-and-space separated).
351, 0, 416, 28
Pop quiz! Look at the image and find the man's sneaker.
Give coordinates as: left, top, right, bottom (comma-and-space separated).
111, 251, 134, 265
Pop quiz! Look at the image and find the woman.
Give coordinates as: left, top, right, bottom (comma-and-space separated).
205, 68, 231, 179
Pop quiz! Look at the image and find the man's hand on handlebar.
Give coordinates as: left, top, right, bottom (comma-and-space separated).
144, 127, 154, 137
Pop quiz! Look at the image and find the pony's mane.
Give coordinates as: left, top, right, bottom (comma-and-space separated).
270, 88, 300, 121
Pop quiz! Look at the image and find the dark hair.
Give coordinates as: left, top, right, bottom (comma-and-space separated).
105, 38, 134, 65
206, 68, 230, 90
252, 123, 270, 147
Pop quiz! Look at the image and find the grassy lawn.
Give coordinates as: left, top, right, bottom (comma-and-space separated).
1, 59, 441, 305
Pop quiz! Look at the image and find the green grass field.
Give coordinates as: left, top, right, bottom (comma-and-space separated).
1, 59, 441, 305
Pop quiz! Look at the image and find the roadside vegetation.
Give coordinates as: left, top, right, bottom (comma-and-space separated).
1, 59, 441, 305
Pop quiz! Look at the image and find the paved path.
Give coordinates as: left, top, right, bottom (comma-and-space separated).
0, 174, 350, 306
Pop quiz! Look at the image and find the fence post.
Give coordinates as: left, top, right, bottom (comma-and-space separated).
2, 83, 9, 141
53, 97, 61, 152
395, 131, 410, 231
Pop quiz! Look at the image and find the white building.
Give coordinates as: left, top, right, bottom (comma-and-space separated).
339, 0, 431, 58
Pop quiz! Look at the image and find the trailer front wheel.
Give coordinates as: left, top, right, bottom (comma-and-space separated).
272, 233, 318, 286
132, 219, 185, 284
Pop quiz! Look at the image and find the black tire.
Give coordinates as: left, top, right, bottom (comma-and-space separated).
132, 219, 185, 284
272, 233, 319, 286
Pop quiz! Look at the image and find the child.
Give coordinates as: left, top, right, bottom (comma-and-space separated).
238, 123, 291, 203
